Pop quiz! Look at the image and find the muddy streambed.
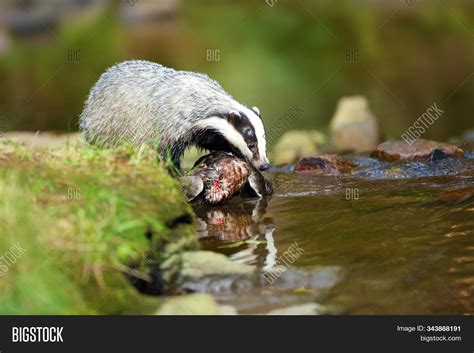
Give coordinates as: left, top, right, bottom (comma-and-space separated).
192, 155, 474, 314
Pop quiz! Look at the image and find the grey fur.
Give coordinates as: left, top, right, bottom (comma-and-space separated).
79, 60, 268, 168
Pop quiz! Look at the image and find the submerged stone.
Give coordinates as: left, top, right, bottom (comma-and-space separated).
373, 139, 464, 162
179, 251, 255, 280
295, 154, 356, 174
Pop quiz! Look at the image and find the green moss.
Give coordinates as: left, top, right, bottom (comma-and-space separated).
0, 141, 197, 314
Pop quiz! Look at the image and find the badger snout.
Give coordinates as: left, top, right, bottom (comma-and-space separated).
254, 156, 271, 171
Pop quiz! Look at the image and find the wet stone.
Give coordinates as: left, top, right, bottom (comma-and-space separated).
295, 154, 356, 174
156, 293, 237, 315
462, 129, 474, 144
266, 303, 325, 315
329, 95, 380, 153
265, 266, 344, 291
373, 139, 464, 162
273, 130, 326, 165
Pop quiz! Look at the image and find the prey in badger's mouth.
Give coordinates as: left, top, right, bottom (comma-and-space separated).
181, 151, 272, 205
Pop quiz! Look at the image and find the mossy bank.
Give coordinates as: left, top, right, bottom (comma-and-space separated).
0, 139, 197, 314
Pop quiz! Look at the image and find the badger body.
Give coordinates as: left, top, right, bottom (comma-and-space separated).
79, 60, 269, 171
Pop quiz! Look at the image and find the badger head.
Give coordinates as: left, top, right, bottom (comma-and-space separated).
197, 106, 270, 171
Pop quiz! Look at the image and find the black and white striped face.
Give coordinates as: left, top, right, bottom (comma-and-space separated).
198, 106, 270, 171
227, 107, 270, 171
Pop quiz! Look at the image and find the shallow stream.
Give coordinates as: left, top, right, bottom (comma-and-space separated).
194, 155, 474, 314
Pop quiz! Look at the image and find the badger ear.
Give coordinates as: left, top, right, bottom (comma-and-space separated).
227, 110, 241, 125
251, 106, 260, 116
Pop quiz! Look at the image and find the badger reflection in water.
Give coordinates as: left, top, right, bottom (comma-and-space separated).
193, 196, 272, 240
192, 197, 277, 267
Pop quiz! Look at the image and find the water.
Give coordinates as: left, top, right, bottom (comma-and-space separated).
195, 156, 474, 314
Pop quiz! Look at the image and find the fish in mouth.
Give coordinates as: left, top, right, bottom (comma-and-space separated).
181, 151, 272, 205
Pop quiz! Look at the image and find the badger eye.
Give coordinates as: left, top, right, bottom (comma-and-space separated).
243, 128, 254, 138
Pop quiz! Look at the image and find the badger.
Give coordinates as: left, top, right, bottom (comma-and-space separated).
79, 60, 270, 172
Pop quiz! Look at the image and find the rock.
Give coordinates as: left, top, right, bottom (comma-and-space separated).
266, 303, 325, 315
295, 154, 356, 174
178, 251, 255, 281
273, 130, 326, 165
160, 251, 258, 294
449, 130, 474, 154
156, 293, 237, 315
218, 304, 239, 315
462, 129, 474, 144
157, 248, 257, 294
329, 96, 379, 152
266, 266, 344, 291
373, 139, 464, 162
460, 130, 474, 154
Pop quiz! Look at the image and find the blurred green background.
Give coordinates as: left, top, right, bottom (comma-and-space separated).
0, 0, 472, 142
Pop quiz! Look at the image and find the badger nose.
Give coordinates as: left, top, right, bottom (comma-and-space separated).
259, 163, 271, 171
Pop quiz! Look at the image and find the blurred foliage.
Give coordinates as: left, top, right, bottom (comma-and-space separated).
179, 0, 473, 142
0, 10, 126, 132
0, 0, 472, 142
